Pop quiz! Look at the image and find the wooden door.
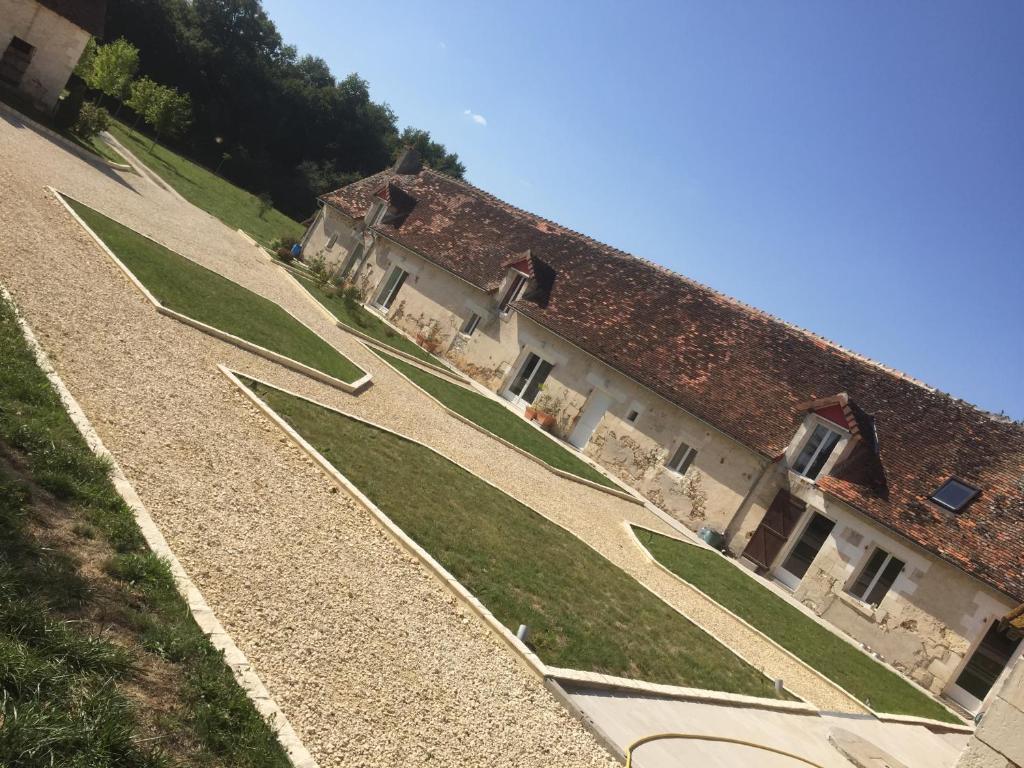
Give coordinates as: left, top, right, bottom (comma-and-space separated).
742, 490, 806, 569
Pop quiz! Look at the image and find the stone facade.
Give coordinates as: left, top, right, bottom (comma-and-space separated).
305, 168, 1023, 718
957, 655, 1024, 767
0, 1, 92, 111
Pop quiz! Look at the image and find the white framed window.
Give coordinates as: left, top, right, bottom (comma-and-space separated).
460, 313, 482, 336
373, 267, 408, 310
666, 441, 697, 474
498, 273, 527, 314
792, 423, 842, 480
848, 547, 904, 606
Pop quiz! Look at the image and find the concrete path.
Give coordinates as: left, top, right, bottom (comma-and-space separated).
1, 104, 862, 768
565, 687, 968, 768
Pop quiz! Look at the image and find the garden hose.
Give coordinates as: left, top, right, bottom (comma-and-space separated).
624, 732, 828, 767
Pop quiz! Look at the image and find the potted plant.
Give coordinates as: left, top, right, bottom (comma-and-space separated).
532, 389, 561, 431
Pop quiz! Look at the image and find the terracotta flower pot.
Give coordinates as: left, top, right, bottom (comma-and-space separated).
524, 405, 538, 421
535, 411, 557, 430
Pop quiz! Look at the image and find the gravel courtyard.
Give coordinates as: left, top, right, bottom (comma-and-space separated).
0, 108, 862, 764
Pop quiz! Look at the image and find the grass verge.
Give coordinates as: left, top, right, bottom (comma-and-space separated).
0, 293, 290, 767
292, 275, 444, 367
65, 197, 365, 384
242, 376, 784, 698
633, 527, 960, 722
107, 119, 303, 248
369, 348, 617, 489
65, 130, 128, 166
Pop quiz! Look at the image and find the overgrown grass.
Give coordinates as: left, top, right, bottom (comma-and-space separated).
243, 377, 783, 698
65, 197, 365, 384
370, 348, 617, 489
293, 275, 445, 367
107, 120, 303, 248
633, 527, 960, 722
0, 294, 291, 767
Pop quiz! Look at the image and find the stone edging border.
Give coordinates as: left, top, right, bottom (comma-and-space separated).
48, 187, 372, 395
0, 100, 133, 171
362, 342, 644, 504
217, 366, 816, 717
0, 286, 318, 768
269, 260, 468, 382
100, 130, 187, 195
625, 522, 973, 731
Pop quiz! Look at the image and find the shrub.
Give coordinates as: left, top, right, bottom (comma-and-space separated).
73, 103, 110, 140
274, 246, 294, 263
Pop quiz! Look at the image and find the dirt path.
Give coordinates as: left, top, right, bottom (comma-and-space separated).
0, 109, 860, 768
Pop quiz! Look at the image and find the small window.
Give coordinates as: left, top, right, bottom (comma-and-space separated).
461, 313, 481, 336
0, 36, 35, 88
792, 423, 842, 480
848, 548, 904, 606
498, 274, 527, 314
930, 478, 979, 512
373, 267, 408, 310
626, 409, 640, 423
666, 441, 697, 474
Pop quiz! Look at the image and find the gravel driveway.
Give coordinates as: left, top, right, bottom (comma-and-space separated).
0, 106, 861, 767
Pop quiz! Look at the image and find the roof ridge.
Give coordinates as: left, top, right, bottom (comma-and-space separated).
394, 170, 1020, 427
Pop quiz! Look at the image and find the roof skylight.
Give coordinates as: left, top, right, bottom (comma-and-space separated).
930, 478, 980, 512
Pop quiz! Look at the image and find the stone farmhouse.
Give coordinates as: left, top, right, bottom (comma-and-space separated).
302, 150, 1024, 716
0, 0, 105, 111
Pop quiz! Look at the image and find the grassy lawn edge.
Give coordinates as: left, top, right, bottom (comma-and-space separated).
366, 346, 622, 492
232, 371, 786, 699
631, 525, 963, 724
56, 193, 367, 387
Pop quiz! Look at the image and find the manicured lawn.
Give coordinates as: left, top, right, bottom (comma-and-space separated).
633, 527, 960, 722
65, 130, 128, 166
243, 378, 783, 698
107, 120, 303, 248
370, 348, 618, 489
66, 198, 365, 384
293, 275, 445, 367
0, 294, 289, 767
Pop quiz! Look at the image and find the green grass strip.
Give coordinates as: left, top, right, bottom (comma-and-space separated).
242, 377, 784, 698
633, 527, 960, 722
368, 348, 618, 489
107, 120, 303, 248
65, 198, 365, 384
292, 275, 444, 367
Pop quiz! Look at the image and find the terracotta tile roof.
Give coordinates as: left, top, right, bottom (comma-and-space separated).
38, 0, 106, 36
321, 169, 1024, 602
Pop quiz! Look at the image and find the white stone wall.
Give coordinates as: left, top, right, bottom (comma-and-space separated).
0, 1, 90, 110
730, 466, 1018, 698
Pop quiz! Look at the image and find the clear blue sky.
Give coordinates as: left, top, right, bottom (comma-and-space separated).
264, 0, 1023, 419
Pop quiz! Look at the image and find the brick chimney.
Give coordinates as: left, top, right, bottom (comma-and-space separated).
393, 147, 422, 175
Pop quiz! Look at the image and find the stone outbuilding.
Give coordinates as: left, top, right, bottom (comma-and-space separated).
0, 0, 105, 111
304, 150, 1024, 720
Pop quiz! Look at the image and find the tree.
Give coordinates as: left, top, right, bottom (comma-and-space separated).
83, 38, 140, 106
124, 77, 161, 135
394, 128, 465, 179
144, 85, 191, 149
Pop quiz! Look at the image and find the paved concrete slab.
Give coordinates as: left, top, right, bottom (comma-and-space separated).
565, 687, 969, 768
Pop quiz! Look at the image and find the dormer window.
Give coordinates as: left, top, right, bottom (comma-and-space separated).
930, 478, 979, 513
792, 424, 842, 480
498, 273, 527, 315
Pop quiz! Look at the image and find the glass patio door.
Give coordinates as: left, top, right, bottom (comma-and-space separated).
775, 512, 835, 590
947, 622, 1021, 712
504, 352, 552, 407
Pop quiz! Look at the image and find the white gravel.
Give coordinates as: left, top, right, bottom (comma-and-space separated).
0, 105, 861, 768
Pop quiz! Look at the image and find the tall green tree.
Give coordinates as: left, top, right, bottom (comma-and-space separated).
83, 38, 139, 106
124, 77, 161, 135
144, 85, 191, 149
102, 0, 465, 217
